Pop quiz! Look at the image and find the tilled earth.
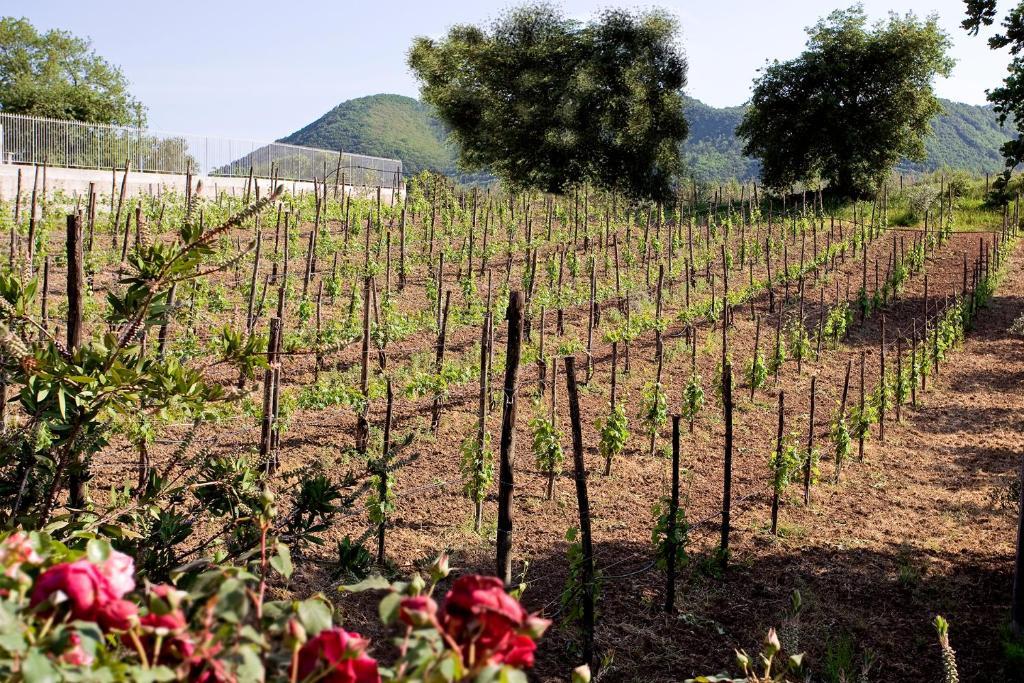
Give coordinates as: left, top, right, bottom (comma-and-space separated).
73, 212, 1020, 682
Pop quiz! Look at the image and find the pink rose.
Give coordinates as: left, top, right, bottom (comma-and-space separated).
98, 550, 135, 599
296, 628, 380, 683
398, 595, 438, 628
30, 560, 109, 620
97, 598, 139, 631
0, 531, 42, 579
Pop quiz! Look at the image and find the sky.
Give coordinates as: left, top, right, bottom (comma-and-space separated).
8, 0, 1014, 142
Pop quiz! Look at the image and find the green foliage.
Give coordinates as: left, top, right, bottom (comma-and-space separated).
560, 526, 602, 649
787, 321, 813, 366
770, 436, 802, 494
530, 413, 564, 478
596, 402, 629, 460
963, 0, 1024, 186
823, 302, 851, 348
681, 373, 705, 422
651, 500, 688, 571
285, 473, 345, 550
0, 17, 145, 125
738, 7, 954, 196
408, 4, 688, 200
334, 536, 373, 580
641, 381, 669, 436
831, 414, 852, 478
746, 351, 768, 391
460, 431, 494, 505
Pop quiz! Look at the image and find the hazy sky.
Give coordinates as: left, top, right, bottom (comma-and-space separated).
10, 0, 1013, 142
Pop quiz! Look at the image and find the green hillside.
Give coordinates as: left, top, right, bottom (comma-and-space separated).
278, 94, 455, 176
280, 94, 1016, 183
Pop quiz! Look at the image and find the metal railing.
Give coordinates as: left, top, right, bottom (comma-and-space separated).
0, 112, 403, 188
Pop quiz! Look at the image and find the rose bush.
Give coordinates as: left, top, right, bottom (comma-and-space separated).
0, 525, 562, 683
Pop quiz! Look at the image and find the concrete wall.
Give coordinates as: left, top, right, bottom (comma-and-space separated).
0, 163, 401, 203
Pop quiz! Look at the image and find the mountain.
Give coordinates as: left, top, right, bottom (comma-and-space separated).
279, 93, 1016, 183
278, 94, 455, 177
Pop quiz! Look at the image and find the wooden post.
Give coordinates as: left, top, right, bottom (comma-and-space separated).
66, 215, 84, 352
356, 276, 371, 454
879, 315, 886, 442
40, 256, 50, 334
803, 376, 816, 505
377, 379, 394, 563
771, 391, 785, 535
431, 291, 452, 433
858, 351, 866, 460
665, 414, 681, 612
259, 318, 282, 465
751, 314, 761, 400
546, 357, 558, 500
1013, 450, 1024, 634
474, 312, 490, 531
564, 356, 595, 668
720, 332, 734, 566
586, 256, 596, 382
496, 292, 524, 585
605, 342, 619, 476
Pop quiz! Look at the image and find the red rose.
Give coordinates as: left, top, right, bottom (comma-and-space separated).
441, 575, 544, 670
97, 598, 139, 631
398, 595, 438, 628
30, 560, 111, 621
493, 634, 537, 668
139, 609, 188, 633
296, 628, 380, 683
131, 609, 195, 664
444, 575, 527, 626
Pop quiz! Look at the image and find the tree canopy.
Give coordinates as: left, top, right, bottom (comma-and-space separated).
0, 17, 145, 126
737, 7, 953, 197
407, 4, 688, 201
963, 0, 1024, 197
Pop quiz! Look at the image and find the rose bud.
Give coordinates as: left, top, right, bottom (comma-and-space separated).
429, 553, 450, 582
408, 573, 426, 596
148, 583, 188, 610
398, 595, 438, 628
522, 614, 552, 639
764, 627, 781, 657
572, 664, 592, 683
285, 618, 307, 648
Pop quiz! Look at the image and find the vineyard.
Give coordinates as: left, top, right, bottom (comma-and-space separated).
0, 165, 1020, 681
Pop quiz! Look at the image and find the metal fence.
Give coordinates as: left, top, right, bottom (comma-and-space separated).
0, 112, 403, 188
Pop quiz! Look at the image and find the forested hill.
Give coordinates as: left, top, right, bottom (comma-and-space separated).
279, 93, 1016, 182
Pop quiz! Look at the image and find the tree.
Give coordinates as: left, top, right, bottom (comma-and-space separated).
737, 7, 953, 198
408, 4, 688, 201
0, 17, 145, 125
963, 1, 1024, 200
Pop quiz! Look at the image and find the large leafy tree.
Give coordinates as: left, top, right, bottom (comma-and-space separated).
0, 17, 145, 125
963, 1, 1024, 198
408, 4, 688, 201
737, 8, 953, 197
